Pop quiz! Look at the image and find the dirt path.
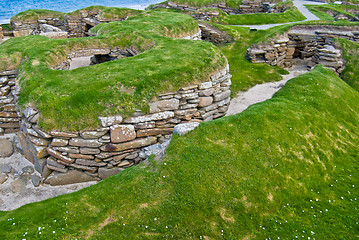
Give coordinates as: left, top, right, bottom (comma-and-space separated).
226, 65, 308, 116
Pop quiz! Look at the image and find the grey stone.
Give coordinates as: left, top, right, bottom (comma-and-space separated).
0, 164, 13, 173
213, 90, 231, 102
124, 111, 174, 124
198, 97, 213, 107
0, 198, 3, 206
110, 125, 136, 143
22, 166, 34, 174
199, 88, 214, 97
31, 175, 41, 187
80, 148, 100, 155
44, 170, 98, 186
69, 138, 102, 148
10, 179, 26, 193
0, 138, 13, 157
98, 167, 123, 179
98, 115, 123, 127
0, 173, 7, 184
80, 130, 107, 139
118, 160, 131, 167
173, 122, 200, 136
51, 138, 69, 147
101, 137, 157, 152
199, 81, 213, 90
149, 99, 179, 113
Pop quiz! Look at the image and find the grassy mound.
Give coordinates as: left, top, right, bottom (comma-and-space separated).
0, 65, 358, 239
66, 6, 142, 21
0, 11, 226, 131
305, 4, 358, 21
337, 38, 359, 91
214, 6, 305, 25
10, 9, 65, 22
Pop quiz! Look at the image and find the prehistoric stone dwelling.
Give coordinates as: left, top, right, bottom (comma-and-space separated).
246, 25, 358, 74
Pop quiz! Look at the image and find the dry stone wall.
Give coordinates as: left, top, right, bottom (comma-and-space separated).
16, 65, 231, 185
246, 25, 357, 74
0, 70, 20, 134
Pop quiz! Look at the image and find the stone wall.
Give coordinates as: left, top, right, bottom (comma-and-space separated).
198, 22, 232, 44
11, 17, 67, 38
17, 65, 231, 185
0, 70, 20, 134
246, 25, 358, 74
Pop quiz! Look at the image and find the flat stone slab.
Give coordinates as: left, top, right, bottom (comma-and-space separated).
44, 170, 98, 186
0, 138, 13, 158
173, 122, 200, 136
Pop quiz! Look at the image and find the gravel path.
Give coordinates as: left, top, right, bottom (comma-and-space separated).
237, 0, 326, 30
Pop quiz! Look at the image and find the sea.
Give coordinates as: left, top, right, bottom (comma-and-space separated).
0, 0, 163, 24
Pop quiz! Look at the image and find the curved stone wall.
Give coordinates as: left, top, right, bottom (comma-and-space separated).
15, 65, 231, 185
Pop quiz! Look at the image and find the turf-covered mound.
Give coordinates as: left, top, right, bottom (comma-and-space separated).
0, 66, 357, 239
0, 11, 226, 131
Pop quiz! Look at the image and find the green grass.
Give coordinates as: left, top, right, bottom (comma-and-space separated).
67, 5, 142, 20
0, 11, 226, 131
214, 24, 290, 95
10, 9, 65, 22
305, 4, 357, 21
170, 0, 242, 9
337, 38, 359, 91
214, 7, 305, 25
0, 66, 358, 239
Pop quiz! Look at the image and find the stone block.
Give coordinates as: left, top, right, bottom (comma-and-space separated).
50, 131, 78, 138
98, 115, 123, 127
101, 137, 157, 152
173, 122, 200, 136
136, 128, 173, 138
79, 147, 100, 155
51, 138, 69, 147
213, 90, 231, 102
47, 148, 74, 163
44, 170, 98, 186
75, 159, 106, 167
69, 153, 94, 160
69, 138, 102, 148
80, 130, 107, 139
98, 167, 123, 179
124, 111, 174, 124
149, 99, 179, 113
110, 125, 136, 143
198, 97, 213, 107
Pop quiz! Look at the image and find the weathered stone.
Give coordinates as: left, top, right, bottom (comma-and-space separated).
98, 167, 123, 179
42, 165, 53, 179
22, 166, 34, 174
53, 146, 79, 154
0, 85, 10, 96
76, 159, 107, 167
124, 111, 174, 124
0, 173, 7, 184
179, 103, 198, 110
80, 130, 107, 139
175, 109, 197, 116
0, 164, 13, 173
47, 148, 75, 163
47, 157, 66, 169
47, 164, 68, 173
0, 138, 13, 157
173, 122, 200, 136
23, 107, 38, 119
0, 122, 19, 129
79, 147, 100, 155
136, 128, 172, 138
69, 153, 94, 160
202, 109, 219, 120
29, 136, 50, 146
51, 138, 69, 147
31, 175, 41, 187
110, 125, 136, 143
0, 77, 8, 86
181, 92, 198, 100
149, 99, 179, 113
69, 138, 102, 148
0, 112, 18, 118
134, 121, 156, 130
70, 163, 97, 171
10, 179, 26, 193
199, 81, 213, 90
125, 152, 138, 160
180, 85, 198, 91
198, 97, 213, 107
32, 125, 52, 138
118, 160, 131, 167
213, 90, 231, 102
50, 131, 78, 138
101, 137, 157, 152
28, 113, 40, 123
99, 115, 123, 127
44, 170, 98, 186
199, 88, 214, 97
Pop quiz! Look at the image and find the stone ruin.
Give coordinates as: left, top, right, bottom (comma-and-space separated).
246, 25, 359, 74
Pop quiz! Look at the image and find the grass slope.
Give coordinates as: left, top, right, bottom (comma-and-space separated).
0, 66, 358, 239
305, 4, 358, 21
215, 7, 305, 25
337, 38, 359, 91
0, 11, 226, 131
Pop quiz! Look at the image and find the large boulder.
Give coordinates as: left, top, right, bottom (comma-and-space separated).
173, 122, 200, 136
44, 170, 98, 186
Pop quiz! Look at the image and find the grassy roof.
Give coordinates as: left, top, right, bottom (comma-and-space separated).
10, 9, 65, 22
305, 3, 358, 21
0, 10, 226, 131
0, 65, 358, 239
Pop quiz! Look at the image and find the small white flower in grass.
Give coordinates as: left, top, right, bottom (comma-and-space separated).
54, 220, 57, 222
314, 215, 316, 218
164, 163, 166, 165
325, 209, 328, 212
315, 199, 318, 202
341, 197, 344, 200
311, 231, 315, 235
39, 232, 41, 235
310, 200, 312, 202
12, 223, 15, 225
123, 224, 126, 226
38, 227, 41, 231
154, 218, 157, 221
165, 226, 168, 229
329, 200, 331, 202
353, 185, 355, 188
145, 226, 148, 229
162, 176, 166, 178
53, 231, 55, 234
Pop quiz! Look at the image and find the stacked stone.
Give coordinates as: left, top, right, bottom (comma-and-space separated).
316, 45, 344, 74
10, 18, 66, 37
17, 66, 231, 185
198, 23, 232, 45
240, 0, 269, 13
0, 70, 19, 134
0, 25, 3, 40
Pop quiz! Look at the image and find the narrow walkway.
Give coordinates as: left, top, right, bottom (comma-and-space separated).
226, 61, 309, 116
238, 0, 326, 30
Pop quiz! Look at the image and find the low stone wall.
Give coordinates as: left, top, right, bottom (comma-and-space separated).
17, 65, 231, 185
0, 70, 20, 134
198, 22, 232, 44
11, 17, 67, 38
246, 25, 357, 74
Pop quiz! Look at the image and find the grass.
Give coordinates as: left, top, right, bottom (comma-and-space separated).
0, 11, 226, 131
0, 65, 358, 239
67, 6, 142, 21
10, 9, 65, 22
168, 0, 242, 9
337, 38, 359, 91
214, 7, 305, 25
305, 4, 358, 21
214, 24, 290, 95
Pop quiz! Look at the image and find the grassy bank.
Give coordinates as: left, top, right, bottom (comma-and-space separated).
0, 65, 358, 239
305, 4, 357, 21
337, 38, 359, 91
0, 11, 226, 131
215, 7, 305, 25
